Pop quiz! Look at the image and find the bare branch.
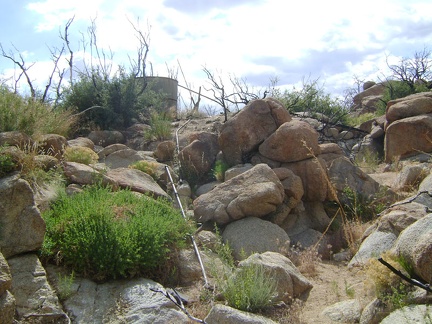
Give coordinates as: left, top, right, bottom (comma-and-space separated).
42, 45, 65, 102
1, 43, 36, 98
127, 17, 150, 79
60, 16, 75, 86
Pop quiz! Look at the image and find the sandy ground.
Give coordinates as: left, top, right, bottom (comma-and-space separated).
300, 261, 372, 323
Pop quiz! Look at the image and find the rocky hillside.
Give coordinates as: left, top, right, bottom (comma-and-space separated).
1, 87, 432, 323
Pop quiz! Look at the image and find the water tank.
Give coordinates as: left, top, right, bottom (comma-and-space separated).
145, 76, 178, 109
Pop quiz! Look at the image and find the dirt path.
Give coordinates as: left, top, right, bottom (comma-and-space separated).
300, 260, 371, 323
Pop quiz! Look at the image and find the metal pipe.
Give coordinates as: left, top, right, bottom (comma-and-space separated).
175, 119, 191, 156
165, 165, 209, 287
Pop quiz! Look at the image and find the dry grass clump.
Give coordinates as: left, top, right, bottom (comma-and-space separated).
365, 251, 414, 310
365, 251, 406, 295
287, 245, 322, 277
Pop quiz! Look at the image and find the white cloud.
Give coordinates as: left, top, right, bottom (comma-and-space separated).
1, 0, 431, 104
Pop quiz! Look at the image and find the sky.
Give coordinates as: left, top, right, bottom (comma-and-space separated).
0, 0, 432, 110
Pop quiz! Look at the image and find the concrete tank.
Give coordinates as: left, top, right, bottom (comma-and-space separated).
145, 76, 178, 110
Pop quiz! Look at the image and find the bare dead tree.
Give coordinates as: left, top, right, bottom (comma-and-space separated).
386, 47, 432, 92
86, 17, 114, 81
202, 66, 230, 122
60, 16, 75, 86
228, 74, 260, 105
1, 43, 36, 98
342, 75, 366, 110
178, 59, 201, 115
1, 17, 76, 103
127, 17, 151, 95
128, 17, 150, 78
42, 45, 65, 103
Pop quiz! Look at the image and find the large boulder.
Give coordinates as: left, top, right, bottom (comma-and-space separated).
258, 120, 320, 163
393, 213, 432, 283
106, 168, 170, 199
8, 253, 69, 323
67, 136, 95, 149
87, 130, 125, 147
0, 290, 15, 324
0, 174, 46, 258
97, 143, 130, 160
353, 83, 386, 106
176, 249, 225, 286
381, 304, 432, 324
38, 133, 68, 159
373, 201, 428, 235
272, 167, 304, 210
62, 161, 118, 189
62, 277, 188, 323
222, 217, 290, 260
178, 132, 219, 184
154, 140, 176, 162
393, 163, 430, 191
0, 252, 14, 323
193, 164, 284, 225
386, 91, 432, 125
328, 156, 381, 201
282, 157, 330, 202
385, 114, 432, 162
0, 253, 11, 295
219, 98, 291, 166
239, 252, 313, 301
204, 304, 277, 324
0, 131, 34, 149
348, 230, 398, 267
103, 148, 151, 169
322, 299, 362, 323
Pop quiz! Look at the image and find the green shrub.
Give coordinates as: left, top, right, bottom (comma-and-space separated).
145, 111, 172, 141
0, 145, 16, 177
0, 86, 76, 136
41, 186, 191, 282
272, 78, 348, 124
129, 160, 159, 180
213, 160, 229, 182
341, 186, 386, 222
222, 264, 277, 312
63, 146, 99, 165
366, 252, 414, 311
61, 71, 169, 130
375, 80, 430, 115
209, 228, 277, 313
345, 112, 378, 127
56, 271, 75, 301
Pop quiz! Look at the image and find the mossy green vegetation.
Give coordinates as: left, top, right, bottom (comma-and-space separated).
41, 185, 191, 282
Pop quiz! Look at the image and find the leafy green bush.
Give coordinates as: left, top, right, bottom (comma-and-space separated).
222, 264, 277, 312
341, 186, 387, 222
0, 145, 16, 177
345, 112, 378, 127
366, 252, 414, 311
41, 186, 191, 282
271, 78, 348, 124
0, 86, 76, 136
209, 229, 277, 313
375, 80, 430, 115
145, 111, 172, 141
213, 160, 229, 182
129, 160, 159, 180
61, 70, 169, 130
63, 146, 99, 165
